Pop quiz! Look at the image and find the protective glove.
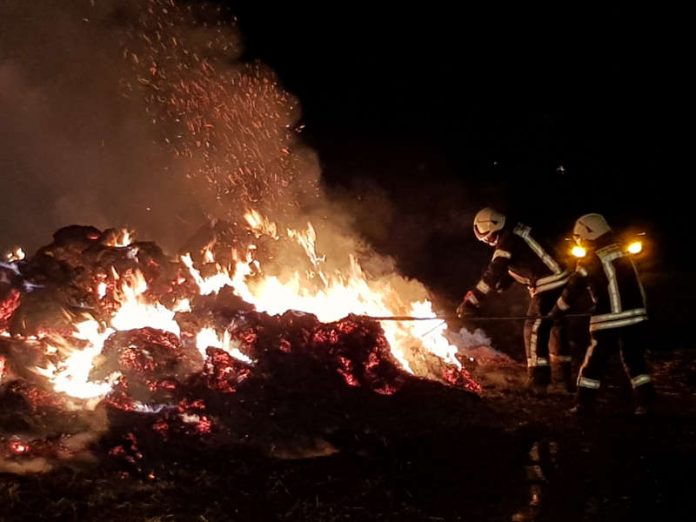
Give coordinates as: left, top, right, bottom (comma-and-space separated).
456, 291, 480, 318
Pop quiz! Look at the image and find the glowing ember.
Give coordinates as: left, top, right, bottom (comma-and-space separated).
9, 439, 29, 456
1, 289, 21, 329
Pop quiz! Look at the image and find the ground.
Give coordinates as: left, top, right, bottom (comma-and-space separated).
1, 349, 695, 522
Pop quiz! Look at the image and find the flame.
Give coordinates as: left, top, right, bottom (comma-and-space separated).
244, 209, 279, 239
287, 222, 326, 270
104, 229, 134, 248
226, 211, 462, 373
180, 253, 234, 295
195, 327, 253, 364
36, 271, 181, 401
35, 319, 117, 400
406, 301, 460, 367
172, 298, 191, 313
203, 245, 216, 264
110, 270, 180, 335
31, 210, 465, 401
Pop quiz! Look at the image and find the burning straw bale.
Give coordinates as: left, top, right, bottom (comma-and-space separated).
91, 328, 201, 389
0, 224, 479, 474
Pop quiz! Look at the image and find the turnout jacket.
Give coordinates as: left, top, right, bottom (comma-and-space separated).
555, 234, 647, 331
469, 223, 569, 305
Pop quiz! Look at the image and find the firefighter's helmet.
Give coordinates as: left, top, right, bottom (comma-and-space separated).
473, 207, 506, 245
573, 213, 611, 242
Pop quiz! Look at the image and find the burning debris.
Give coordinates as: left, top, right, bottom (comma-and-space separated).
1, 215, 480, 475
0, 0, 485, 479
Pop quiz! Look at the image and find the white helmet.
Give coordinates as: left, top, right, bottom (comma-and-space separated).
473, 207, 506, 245
573, 213, 611, 242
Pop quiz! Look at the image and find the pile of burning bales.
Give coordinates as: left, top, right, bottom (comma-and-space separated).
0, 223, 478, 475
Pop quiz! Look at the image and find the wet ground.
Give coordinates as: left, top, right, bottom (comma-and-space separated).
1, 349, 695, 521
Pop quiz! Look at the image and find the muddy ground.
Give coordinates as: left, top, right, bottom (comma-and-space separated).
1, 346, 694, 522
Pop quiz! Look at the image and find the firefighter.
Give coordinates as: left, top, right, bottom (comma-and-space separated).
457, 207, 573, 391
549, 213, 655, 415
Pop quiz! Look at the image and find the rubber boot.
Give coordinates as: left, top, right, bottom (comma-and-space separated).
527, 365, 551, 395
570, 386, 598, 416
633, 383, 656, 416
552, 361, 576, 393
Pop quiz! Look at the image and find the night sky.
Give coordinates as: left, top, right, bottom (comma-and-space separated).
227, 3, 687, 279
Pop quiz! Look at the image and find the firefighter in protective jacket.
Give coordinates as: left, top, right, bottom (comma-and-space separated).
457, 207, 572, 390
550, 213, 655, 414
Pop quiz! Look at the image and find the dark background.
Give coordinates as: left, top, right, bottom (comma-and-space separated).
227, 6, 686, 245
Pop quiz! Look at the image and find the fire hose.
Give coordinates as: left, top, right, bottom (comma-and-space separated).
361, 313, 592, 322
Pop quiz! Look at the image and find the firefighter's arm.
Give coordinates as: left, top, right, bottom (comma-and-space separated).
495, 272, 515, 292
549, 263, 589, 318
457, 247, 513, 317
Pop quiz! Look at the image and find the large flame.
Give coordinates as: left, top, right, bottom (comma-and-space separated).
225, 211, 460, 372
33, 210, 461, 402
35, 270, 181, 400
